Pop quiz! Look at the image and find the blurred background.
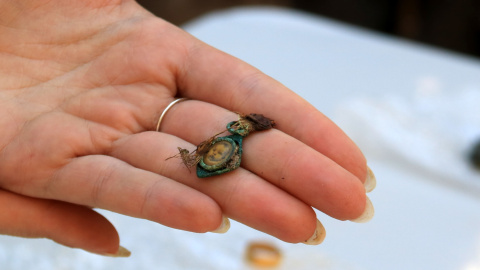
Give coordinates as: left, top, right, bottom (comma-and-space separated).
137, 0, 480, 58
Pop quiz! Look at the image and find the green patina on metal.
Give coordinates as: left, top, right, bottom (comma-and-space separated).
199, 137, 238, 171
227, 121, 250, 137
166, 114, 274, 178
195, 116, 274, 178
197, 133, 243, 178
197, 121, 248, 178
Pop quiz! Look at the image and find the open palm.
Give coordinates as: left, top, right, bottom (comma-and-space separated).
0, 0, 374, 256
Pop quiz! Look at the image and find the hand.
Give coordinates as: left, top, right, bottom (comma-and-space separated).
0, 0, 375, 256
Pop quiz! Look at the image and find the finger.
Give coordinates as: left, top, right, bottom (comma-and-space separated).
0, 110, 223, 232
0, 189, 124, 256
177, 40, 368, 183
58, 84, 175, 134
45, 155, 223, 233
110, 132, 319, 244
157, 100, 366, 220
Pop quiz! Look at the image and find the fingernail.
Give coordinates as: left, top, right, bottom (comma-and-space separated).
364, 166, 376, 193
104, 246, 131, 258
211, 215, 230, 234
304, 220, 326, 245
351, 196, 374, 223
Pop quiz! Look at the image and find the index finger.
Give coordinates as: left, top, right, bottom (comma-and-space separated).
176, 40, 368, 183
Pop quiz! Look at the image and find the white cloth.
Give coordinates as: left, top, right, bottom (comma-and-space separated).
335, 86, 480, 195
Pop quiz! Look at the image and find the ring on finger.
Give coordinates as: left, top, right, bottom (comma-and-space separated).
156, 98, 189, 132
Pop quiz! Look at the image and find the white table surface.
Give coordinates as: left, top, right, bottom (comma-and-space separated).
182, 7, 480, 270
1, 7, 480, 270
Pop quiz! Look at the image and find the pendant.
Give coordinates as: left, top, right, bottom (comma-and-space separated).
167, 113, 275, 178
196, 132, 243, 178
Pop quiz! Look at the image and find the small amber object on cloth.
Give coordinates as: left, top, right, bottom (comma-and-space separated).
245, 242, 282, 268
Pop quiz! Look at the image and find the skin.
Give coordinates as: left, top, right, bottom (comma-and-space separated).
0, 0, 369, 256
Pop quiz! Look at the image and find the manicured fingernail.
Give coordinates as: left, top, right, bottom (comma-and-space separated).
351, 196, 374, 223
304, 220, 326, 245
364, 166, 376, 193
104, 246, 131, 258
211, 215, 230, 234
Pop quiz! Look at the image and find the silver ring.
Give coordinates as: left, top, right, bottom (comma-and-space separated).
156, 98, 188, 132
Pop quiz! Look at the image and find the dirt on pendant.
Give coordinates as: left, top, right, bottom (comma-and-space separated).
166, 113, 275, 174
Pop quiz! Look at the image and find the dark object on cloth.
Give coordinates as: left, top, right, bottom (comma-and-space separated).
470, 139, 480, 169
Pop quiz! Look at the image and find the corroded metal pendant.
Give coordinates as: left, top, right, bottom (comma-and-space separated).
197, 133, 243, 178
196, 115, 275, 178
196, 118, 257, 178
166, 113, 275, 178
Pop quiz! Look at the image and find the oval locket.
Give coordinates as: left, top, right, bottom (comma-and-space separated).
197, 134, 243, 178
